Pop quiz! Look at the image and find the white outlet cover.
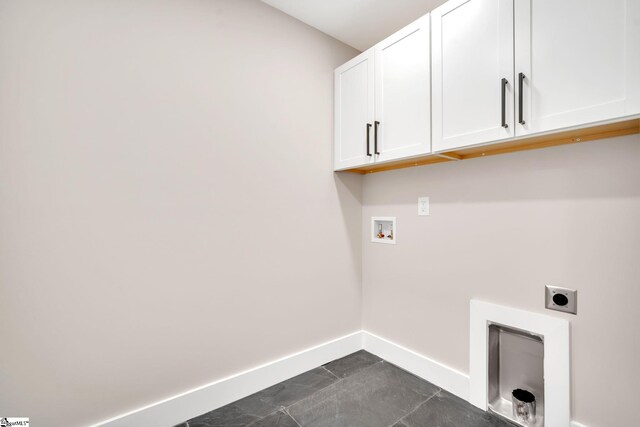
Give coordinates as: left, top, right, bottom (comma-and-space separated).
418, 197, 429, 216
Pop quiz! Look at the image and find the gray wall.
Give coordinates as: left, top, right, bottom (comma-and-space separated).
362, 133, 640, 427
0, 1, 361, 426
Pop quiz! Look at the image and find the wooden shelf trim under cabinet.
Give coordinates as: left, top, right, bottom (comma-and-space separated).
341, 118, 640, 174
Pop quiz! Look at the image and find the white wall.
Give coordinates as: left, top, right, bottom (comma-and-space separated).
0, 1, 361, 426
362, 133, 640, 427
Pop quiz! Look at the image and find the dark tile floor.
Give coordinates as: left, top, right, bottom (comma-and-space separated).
176, 350, 513, 427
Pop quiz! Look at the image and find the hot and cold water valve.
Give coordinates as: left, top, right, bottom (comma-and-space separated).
371, 217, 396, 244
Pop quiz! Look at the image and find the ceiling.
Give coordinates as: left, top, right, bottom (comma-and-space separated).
261, 0, 447, 52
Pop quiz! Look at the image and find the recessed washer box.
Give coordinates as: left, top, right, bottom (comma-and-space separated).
371, 217, 396, 244
488, 323, 545, 427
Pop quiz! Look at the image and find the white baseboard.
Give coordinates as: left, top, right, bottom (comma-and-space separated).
89, 331, 362, 427
91, 330, 586, 427
362, 331, 470, 401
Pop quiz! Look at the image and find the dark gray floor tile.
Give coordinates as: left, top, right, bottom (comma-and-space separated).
187, 402, 260, 427
287, 361, 439, 427
322, 350, 382, 379
398, 391, 514, 427
247, 409, 300, 427
238, 367, 338, 412
188, 367, 336, 426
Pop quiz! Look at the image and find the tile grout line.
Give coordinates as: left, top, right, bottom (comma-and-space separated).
291, 360, 383, 407
320, 365, 340, 380
245, 408, 287, 427
286, 360, 386, 418
283, 367, 344, 410
283, 407, 304, 427
312, 359, 384, 394
241, 365, 344, 422
386, 388, 441, 427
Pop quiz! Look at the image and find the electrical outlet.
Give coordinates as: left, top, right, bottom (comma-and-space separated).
418, 197, 429, 216
545, 285, 577, 315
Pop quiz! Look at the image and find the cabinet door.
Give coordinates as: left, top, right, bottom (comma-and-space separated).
374, 14, 431, 163
515, 0, 640, 136
432, 0, 515, 152
334, 49, 375, 171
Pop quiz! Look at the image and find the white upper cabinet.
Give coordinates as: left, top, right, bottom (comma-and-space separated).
515, 0, 640, 136
431, 0, 515, 152
335, 0, 639, 170
374, 14, 431, 163
431, 0, 640, 152
334, 49, 374, 171
334, 15, 431, 170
